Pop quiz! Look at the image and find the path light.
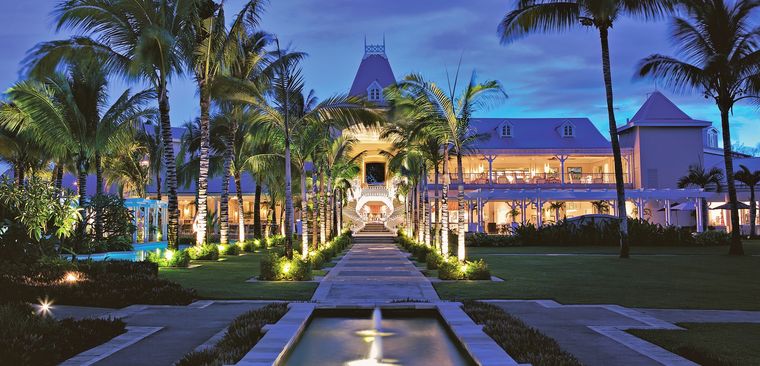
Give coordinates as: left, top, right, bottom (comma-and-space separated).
37, 297, 53, 316
282, 262, 292, 275
63, 271, 80, 283
164, 249, 175, 261
217, 244, 227, 253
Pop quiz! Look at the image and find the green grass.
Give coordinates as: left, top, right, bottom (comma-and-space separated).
629, 323, 760, 365
467, 241, 760, 256
160, 252, 317, 300
435, 253, 760, 310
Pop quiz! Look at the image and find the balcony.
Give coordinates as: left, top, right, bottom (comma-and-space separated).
428, 172, 632, 187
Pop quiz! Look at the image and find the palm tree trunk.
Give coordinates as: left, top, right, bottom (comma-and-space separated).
300, 168, 309, 258
434, 164, 440, 251
253, 180, 262, 239
319, 174, 326, 244
94, 153, 104, 241
423, 169, 431, 246
456, 151, 466, 260
195, 87, 211, 246
326, 172, 333, 240
14, 164, 22, 186
311, 172, 319, 249
235, 172, 245, 242
598, 26, 629, 258
220, 119, 235, 245
284, 139, 295, 259
749, 186, 756, 239
155, 171, 162, 200
55, 162, 63, 191
77, 156, 88, 237
719, 108, 744, 255
158, 83, 179, 250
441, 147, 450, 257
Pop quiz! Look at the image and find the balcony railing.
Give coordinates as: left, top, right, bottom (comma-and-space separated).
428, 172, 630, 186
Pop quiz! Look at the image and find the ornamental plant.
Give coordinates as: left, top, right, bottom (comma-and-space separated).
146, 249, 190, 268
438, 258, 490, 280
187, 244, 219, 261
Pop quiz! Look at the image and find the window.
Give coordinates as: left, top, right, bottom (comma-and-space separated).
563, 124, 574, 137
706, 128, 719, 148
500, 123, 512, 137
368, 88, 381, 101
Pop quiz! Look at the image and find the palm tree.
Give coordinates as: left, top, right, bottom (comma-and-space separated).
500, 0, 675, 258
677, 164, 723, 233
29, 0, 193, 249
735, 165, 760, 238
399, 71, 506, 261
592, 200, 611, 214
6, 61, 152, 237
104, 142, 151, 198
136, 125, 164, 200
637, 0, 760, 255
549, 201, 566, 222
0, 104, 48, 186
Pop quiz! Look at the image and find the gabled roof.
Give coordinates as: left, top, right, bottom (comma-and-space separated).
469, 118, 612, 151
348, 42, 395, 101
618, 91, 711, 132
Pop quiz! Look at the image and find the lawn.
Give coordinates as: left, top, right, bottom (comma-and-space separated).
629, 323, 760, 365
435, 247, 760, 310
160, 252, 318, 300
467, 241, 760, 256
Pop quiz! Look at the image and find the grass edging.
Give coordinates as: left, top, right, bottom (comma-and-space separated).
175, 303, 288, 366
461, 301, 583, 366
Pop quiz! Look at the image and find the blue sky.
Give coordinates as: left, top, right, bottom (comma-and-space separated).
1, 0, 758, 148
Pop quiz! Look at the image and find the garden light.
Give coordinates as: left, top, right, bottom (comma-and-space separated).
37, 297, 53, 316
282, 262, 292, 274
218, 244, 227, 253
63, 271, 80, 283
164, 249, 174, 261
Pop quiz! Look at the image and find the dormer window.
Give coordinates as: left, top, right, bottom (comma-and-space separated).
499, 121, 514, 137
367, 81, 383, 102
706, 127, 719, 148
560, 121, 575, 138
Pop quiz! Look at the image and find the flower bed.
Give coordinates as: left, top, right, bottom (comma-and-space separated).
462, 301, 582, 366
175, 303, 288, 366
396, 231, 490, 280
0, 259, 196, 308
0, 302, 126, 366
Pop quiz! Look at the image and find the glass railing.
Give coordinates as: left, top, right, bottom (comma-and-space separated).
428, 172, 630, 185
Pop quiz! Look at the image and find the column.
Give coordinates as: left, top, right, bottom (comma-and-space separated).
695, 197, 704, 232
132, 206, 138, 243
142, 206, 149, 243
664, 199, 672, 226
477, 197, 484, 232
162, 205, 168, 243
483, 154, 496, 185
536, 198, 544, 227
554, 155, 569, 185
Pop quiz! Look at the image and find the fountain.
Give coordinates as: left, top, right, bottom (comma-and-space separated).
281, 307, 474, 366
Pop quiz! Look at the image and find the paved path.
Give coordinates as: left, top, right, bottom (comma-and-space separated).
311, 232, 439, 303
46, 301, 271, 366
489, 300, 760, 366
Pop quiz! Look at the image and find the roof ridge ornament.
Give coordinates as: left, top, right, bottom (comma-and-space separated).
364, 35, 387, 59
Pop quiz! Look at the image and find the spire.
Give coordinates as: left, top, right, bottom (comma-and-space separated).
364, 36, 387, 59
630, 91, 691, 122
350, 36, 396, 100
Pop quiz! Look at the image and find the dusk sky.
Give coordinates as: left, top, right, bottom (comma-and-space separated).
1, 0, 758, 148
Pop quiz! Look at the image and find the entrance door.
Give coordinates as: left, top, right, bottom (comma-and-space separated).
365, 162, 386, 185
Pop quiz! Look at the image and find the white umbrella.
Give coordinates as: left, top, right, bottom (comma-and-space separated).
672, 201, 697, 211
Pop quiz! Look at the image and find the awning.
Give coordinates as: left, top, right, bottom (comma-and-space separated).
711, 202, 750, 210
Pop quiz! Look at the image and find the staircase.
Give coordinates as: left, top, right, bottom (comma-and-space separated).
360, 222, 390, 233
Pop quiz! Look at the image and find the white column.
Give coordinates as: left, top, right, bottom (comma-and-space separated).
536, 199, 544, 227
664, 199, 672, 226
162, 205, 168, 242
132, 207, 138, 243
521, 199, 527, 225
477, 197, 484, 232
152, 206, 158, 242
696, 197, 704, 232
142, 207, 149, 243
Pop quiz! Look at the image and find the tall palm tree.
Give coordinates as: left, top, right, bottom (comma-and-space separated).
29, 0, 194, 249
677, 164, 723, 233
500, 0, 675, 258
0, 104, 48, 186
399, 71, 506, 261
637, 0, 760, 255
735, 165, 760, 238
104, 142, 151, 198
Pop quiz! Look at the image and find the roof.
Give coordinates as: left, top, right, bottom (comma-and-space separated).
468, 118, 613, 152
348, 43, 396, 100
618, 91, 712, 132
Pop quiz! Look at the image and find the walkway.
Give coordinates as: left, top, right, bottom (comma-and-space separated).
311, 230, 439, 303
46, 301, 271, 366
489, 300, 760, 366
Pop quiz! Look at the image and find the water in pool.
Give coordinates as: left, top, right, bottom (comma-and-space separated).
282, 308, 474, 366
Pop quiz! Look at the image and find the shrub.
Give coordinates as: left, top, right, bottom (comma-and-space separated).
175, 303, 288, 366
426, 252, 443, 270
309, 251, 326, 269
438, 258, 490, 280
147, 249, 191, 268
241, 239, 263, 252
259, 254, 312, 281
466, 233, 520, 247
462, 301, 582, 366
0, 302, 126, 366
693, 230, 732, 246
187, 244, 220, 261
0, 260, 195, 308
67, 194, 136, 254
216, 243, 241, 256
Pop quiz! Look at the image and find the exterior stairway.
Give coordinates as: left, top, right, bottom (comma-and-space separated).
359, 222, 392, 235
